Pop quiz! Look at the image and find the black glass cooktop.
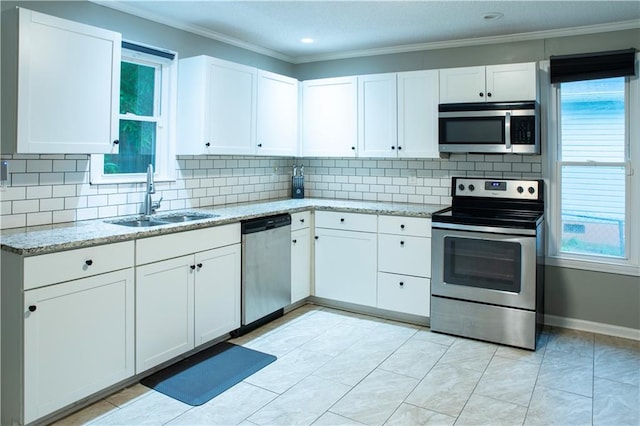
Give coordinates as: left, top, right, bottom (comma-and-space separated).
432, 207, 543, 229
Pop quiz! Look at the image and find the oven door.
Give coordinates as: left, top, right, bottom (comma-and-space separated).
431, 226, 536, 310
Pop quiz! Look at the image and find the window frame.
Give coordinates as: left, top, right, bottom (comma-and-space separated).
90, 42, 177, 185
543, 58, 640, 277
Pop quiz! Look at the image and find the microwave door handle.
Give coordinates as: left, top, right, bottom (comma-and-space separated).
505, 112, 512, 150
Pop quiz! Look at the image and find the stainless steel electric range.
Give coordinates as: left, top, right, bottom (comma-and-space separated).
430, 177, 545, 350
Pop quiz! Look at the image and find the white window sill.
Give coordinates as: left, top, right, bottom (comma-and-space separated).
545, 255, 640, 277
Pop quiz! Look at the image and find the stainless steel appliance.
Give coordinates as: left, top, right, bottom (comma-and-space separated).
430, 177, 544, 350
438, 101, 539, 154
241, 214, 291, 330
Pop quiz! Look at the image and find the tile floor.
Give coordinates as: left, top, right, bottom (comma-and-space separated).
56, 304, 640, 426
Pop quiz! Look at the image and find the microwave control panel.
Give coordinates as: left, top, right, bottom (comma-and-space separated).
511, 116, 536, 144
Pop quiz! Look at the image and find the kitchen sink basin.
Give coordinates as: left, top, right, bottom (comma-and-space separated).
107, 212, 219, 227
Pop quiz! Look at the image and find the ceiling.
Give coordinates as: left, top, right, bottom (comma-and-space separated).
94, 1, 640, 63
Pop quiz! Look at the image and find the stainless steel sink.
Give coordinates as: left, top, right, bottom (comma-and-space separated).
107, 212, 219, 227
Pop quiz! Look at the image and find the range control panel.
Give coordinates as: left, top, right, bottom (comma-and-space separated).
454, 178, 541, 200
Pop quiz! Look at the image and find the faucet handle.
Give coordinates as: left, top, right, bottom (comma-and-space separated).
151, 197, 163, 212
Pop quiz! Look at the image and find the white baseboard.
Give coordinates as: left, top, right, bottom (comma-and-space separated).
545, 314, 640, 341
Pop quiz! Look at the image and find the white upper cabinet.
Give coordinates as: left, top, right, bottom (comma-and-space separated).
357, 73, 398, 157
1, 8, 121, 154
177, 56, 256, 155
256, 70, 299, 156
439, 62, 537, 103
397, 70, 439, 158
302, 76, 358, 157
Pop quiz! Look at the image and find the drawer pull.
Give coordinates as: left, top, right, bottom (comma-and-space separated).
28, 305, 37, 312
292, 239, 297, 244
399, 282, 404, 287
85, 259, 93, 266
197, 263, 203, 268
300, 218, 305, 223
400, 224, 405, 229
190, 265, 196, 270
340, 218, 345, 223
315, 236, 319, 240
400, 241, 405, 246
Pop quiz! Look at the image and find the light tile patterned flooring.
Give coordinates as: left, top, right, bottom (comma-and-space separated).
56, 304, 640, 426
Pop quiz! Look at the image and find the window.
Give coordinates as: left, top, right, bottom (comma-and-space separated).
547, 59, 639, 275
91, 42, 177, 184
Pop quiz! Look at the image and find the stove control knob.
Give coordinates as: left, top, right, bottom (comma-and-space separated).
517, 186, 524, 194
458, 184, 465, 191
468, 184, 475, 191
528, 186, 536, 194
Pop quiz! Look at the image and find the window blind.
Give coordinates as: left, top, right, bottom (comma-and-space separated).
550, 48, 636, 84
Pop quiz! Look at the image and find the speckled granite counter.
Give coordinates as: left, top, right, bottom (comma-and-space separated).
0, 198, 447, 255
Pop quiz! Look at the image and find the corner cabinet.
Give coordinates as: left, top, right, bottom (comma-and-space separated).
439, 62, 537, 103
1, 241, 135, 425
302, 76, 358, 157
314, 211, 377, 307
1, 7, 121, 154
134, 224, 241, 373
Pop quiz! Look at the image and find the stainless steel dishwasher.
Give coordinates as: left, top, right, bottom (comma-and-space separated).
241, 214, 291, 330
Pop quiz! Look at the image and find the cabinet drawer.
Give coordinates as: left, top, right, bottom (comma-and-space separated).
315, 211, 377, 233
291, 211, 311, 231
136, 223, 240, 265
24, 241, 134, 290
377, 272, 430, 317
378, 234, 431, 277
378, 215, 431, 237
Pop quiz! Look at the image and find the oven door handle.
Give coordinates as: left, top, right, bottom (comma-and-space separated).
505, 111, 512, 150
432, 222, 537, 236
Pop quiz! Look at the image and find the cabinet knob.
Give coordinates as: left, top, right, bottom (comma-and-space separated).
197, 263, 203, 268
340, 218, 345, 223
487, 92, 492, 98
85, 259, 93, 266
351, 146, 356, 150
190, 265, 196, 270
205, 142, 211, 147
399, 282, 404, 287
391, 146, 395, 150
292, 239, 297, 244
257, 143, 263, 147
315, 236, 319, 240
28, 305, 37, 312
112, 139, 119, 145
400, 241, 405, 246
398, 146, 402, 150
400, 224, 405, 229
300, 218, 305, 223
479, 92, 484, 98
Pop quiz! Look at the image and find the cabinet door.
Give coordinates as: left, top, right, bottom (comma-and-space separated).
302, 77, 357, 157
23, 269, 134, 424
378, 272, 430, 317
256, 70, 299, 156
291, 228, 311, 303
439, 66, 486, 103
207, 58, 257, 155
485, 62, 537, 102
136, 255, 194, 373
13, 8, 121, 154
397, 70, 439, 158
315, 228, 377, 307
194, 244, 241, 346
357, 73, 398, 158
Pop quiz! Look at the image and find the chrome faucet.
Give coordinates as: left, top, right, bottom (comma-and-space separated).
142, 164, 162, 218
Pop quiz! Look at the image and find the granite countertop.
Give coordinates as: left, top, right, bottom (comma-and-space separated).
0, 198, 447, 256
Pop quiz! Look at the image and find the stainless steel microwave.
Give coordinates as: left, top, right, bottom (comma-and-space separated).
438, 101, 540, 154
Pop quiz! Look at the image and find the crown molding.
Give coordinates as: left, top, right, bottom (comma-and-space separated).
90, 1, 638, 65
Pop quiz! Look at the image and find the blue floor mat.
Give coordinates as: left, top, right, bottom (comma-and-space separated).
141, 341, 276, 406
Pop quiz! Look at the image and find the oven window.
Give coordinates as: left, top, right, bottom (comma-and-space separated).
443, 237, 522, 293
440, 117, 505, 144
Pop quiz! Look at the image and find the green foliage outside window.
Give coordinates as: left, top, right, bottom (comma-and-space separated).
104, 61, 157, 174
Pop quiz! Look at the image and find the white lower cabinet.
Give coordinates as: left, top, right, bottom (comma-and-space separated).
23, 269, 134, 424
314, 212, 377, 307
291, 211, 312, 303
377, 215, 432, 317
135, 224, 241, 374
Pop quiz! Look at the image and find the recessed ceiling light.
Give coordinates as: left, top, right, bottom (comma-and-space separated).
300, 37, 314, 44
483, 12, 504, 21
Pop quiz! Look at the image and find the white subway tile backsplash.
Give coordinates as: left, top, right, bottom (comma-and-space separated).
0, 153, 542, 229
